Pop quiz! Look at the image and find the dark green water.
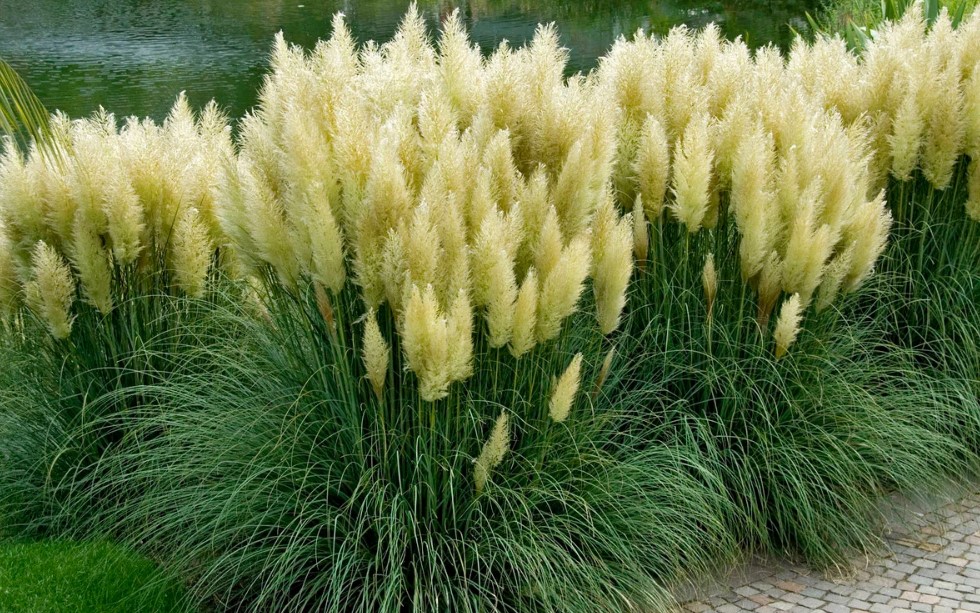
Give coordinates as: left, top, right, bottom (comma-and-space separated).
0, 0, 819, 122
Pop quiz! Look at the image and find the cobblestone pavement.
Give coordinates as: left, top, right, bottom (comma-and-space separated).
680, 489, 980, 612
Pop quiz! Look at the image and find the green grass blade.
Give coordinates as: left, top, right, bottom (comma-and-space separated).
951, 0, 968, 27
0, 58, 61, 162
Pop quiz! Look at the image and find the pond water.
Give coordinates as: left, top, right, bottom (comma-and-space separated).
0, 0, 819, 123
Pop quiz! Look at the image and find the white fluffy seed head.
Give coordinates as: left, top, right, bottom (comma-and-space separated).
591, 195, 634, 335
549, 352, 583, 423
669, 113, 713, 233
773, 293, 803, 360
536, 234, 591, 343
362, 309, 389, 400
509, 268, 539, 358
25, 241, 75, 339
474, 410, 511, 493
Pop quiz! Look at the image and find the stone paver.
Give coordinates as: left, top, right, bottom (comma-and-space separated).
679, 489, 980, 612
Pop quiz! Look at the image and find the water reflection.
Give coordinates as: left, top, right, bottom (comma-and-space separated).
0, 0, 818, 122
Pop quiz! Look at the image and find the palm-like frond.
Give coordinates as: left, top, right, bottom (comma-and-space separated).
0, 59, 58, 160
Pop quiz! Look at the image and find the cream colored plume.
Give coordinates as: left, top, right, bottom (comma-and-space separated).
549, 353, 583, 423
70, 216, 114, 314
841, 191, 891, 293
731, 126, 775, 281
780, 183, 835, 307
170, 210, 213, 299
888, 82, 924, 181
815, 249, 853, 313
25, 242, 76, 339
536, 235, 591, 343
401, 285, 473, 401
474, 410, 511, 493
919, 13, 965, 190
534, 207, 564, 283
509, 269, 539, 358
362, 309, 389, 401
591, 195, 634, 335
632, 115, 671, 221
773, 293, 803, 360
669, 113, 713, 233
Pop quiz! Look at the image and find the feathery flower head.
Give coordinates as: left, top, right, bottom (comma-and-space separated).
549, 352, 583, 423
591, 194, 633, 335
474, 410, 511, 493
536, 234, 591, 343
669, 112, 713, 233
509, 268, 539, 358
362, 309, 389, 401
774, 293, 803, 360
170, 210, 213, 299
632, 115, 670, 221
702, 253, 717, 320
25, 241, 75, 339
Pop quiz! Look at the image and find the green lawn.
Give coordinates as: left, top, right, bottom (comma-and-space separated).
0, 540, 190, 613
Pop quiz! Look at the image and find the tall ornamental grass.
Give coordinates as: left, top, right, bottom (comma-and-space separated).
0, 96, 240, 537
789, 6, 980, 432
0, 4, 977, 611
20, 12, 735, 612
595, 20, 978, 565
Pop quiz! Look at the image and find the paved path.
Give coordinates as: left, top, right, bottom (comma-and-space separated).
680, 489, 980, 612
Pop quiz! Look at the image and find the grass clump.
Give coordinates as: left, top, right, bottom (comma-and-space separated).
73, 291, 734, 612
595, 19, 941, 567
788, 4, 980, 450
0, 4, 978, 611
37, 10, 732, 611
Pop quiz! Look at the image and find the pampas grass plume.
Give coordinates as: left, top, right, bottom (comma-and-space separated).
536, 235, 591, 343
815, 249, 852, 313
757, 253, 782, 329
171, 210, 213, 299
402, 284, 451, 402
918, 49, 966, 189
474, 410, 510, 493
669, 112, 713, 233
592, 196, 633, 335
843, 191, 891, 293
632, 115, 670, 221
483, 251, 518, 348
363, 309, 389, 401
447, 289, 474, 382
70, 217, 114, 314
25, 241, 76, 339
731, 126, 775, 281
774, 292, 803, 360
305, 193, 346, 294
509, 268, 539, 358
888, 86, 924, 181
102, 175, 144, 266
534, 206, 564, 282
549, 352, 583, 423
